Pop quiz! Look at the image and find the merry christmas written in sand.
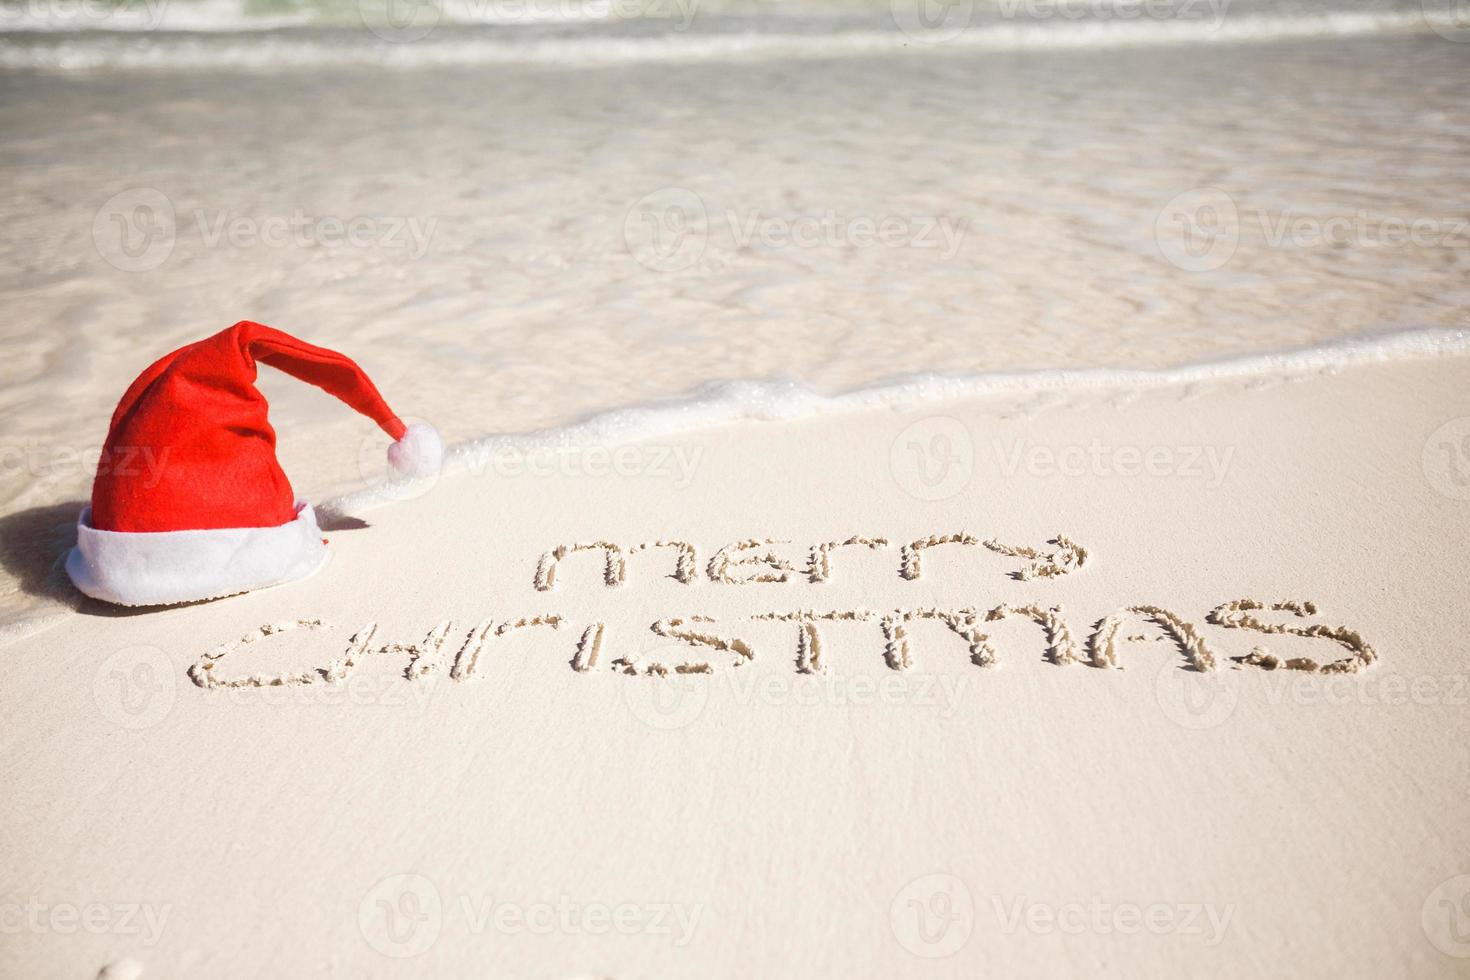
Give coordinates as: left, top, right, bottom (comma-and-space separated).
184, 531, 1378, 692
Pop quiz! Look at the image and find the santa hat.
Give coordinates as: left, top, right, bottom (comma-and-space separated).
65, 320, 442, 607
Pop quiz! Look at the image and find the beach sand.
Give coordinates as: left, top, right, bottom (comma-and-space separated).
3, 350, 1468, 977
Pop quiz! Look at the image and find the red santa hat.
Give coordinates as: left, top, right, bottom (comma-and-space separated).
65, 320, 442, 607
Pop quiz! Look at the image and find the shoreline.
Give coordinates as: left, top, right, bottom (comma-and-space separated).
4, 328, 1467, 649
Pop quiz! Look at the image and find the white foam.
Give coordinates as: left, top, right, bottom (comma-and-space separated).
0, 9, 1457, 71
333, 326, 1470, 513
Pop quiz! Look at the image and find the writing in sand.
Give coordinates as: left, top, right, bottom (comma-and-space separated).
185, 531, 1377, 691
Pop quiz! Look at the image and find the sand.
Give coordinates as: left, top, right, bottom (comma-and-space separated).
3, 350, 1469, 977
4, 14, 1470, 976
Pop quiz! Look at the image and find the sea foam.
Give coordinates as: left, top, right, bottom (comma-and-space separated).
333, 326, 1470, 513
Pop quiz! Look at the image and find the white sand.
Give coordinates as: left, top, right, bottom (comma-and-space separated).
4, 17, 1470, 976
3, 352, 1468, 977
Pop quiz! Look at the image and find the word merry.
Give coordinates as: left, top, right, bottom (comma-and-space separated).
532, 532, 1090, 590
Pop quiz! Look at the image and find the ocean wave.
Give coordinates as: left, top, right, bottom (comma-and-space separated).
0, 7, 1460, 70
333, 326, 1470, 512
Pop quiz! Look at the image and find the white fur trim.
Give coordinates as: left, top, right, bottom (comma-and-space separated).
65, 502, 329, 607
388, 421, 443, 479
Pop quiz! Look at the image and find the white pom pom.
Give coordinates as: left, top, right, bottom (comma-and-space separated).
388, 422, 443, 479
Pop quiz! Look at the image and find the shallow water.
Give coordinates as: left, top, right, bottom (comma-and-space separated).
1, 18, 1468, 635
